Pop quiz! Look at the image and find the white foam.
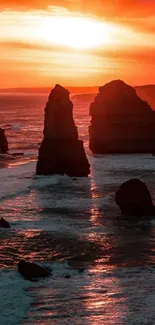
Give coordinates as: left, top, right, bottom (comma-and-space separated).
0, 270, 32, 325
30, 174, 67, 189
0, 261, 83, 325
0, 161, 72, 202
12, 123, 24, 131
0, 161, 35, 201
44, 260, 81, 277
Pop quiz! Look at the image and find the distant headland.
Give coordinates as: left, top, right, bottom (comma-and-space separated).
1, 85, 155, 110
0, 85, 155, 94
0, 86, 98, 94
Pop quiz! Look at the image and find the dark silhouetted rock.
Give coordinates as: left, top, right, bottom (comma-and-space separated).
78, 268, 85, 273
36, 84, 90, 176
64, 275, 71, 278
18, 260, 50, 280
0, 128, 8, 153
89, 80, 155, 153
11, 152, 24, 157
115, 179, 155, 216
136, 85, 155, 110
0, 217, 10, 228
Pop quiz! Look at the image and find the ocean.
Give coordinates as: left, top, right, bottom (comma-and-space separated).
1, 93, 155, 325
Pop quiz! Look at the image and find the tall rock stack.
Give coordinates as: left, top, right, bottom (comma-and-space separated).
0, 128, 8, 153
89, 79, 155, 153
36, 84, 90, 176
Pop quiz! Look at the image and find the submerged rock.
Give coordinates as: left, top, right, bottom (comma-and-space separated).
0, 217, 10, 228
36, 84, 90, 176
115, 179, 155, 216
11, 152, 24, 157
89, 80, 155, 153
0, 128, 8, 154
64, 275, 71, 279
18, 260, 50, 280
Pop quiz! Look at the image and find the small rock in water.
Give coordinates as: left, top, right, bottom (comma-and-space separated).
0, 128, 8, 153
115, 178, 155, 216
78, 268, 85, 273
64, 275, 71, 279
11, 152, 24, 157
0, 217, 10, 228
18, 260, 50, 280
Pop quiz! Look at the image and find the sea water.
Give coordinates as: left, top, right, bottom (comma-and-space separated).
0, 93, 155, 324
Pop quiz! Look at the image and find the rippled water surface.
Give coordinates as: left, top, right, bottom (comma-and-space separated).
0, 93, 155, 324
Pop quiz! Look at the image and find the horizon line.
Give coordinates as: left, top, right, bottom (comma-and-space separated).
0, 84, 155, 93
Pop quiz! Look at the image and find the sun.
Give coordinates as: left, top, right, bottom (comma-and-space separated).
39, 15, 116, 50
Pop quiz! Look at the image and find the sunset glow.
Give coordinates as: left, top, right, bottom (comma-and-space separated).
0, 2, 155, 87
38, 16, 119, 49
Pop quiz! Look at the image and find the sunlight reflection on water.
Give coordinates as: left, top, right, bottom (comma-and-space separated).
1, 97, 155, 323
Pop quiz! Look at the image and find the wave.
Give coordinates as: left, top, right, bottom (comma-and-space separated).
0, 259, 86, 325
0, 161, 35, 201
2, 123, 24, 131
0, 270, 32, 325
8, 141, 40, 151
11, 123, 24, 131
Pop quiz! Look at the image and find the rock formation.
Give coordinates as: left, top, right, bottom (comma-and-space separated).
18, 260, 50, 280
0, 217, 10, 228
36, 84, 90, 176
89, 80, 155, 153
115, 179, 155, 216
136, 85, 155, 110
0, 128, 8, 153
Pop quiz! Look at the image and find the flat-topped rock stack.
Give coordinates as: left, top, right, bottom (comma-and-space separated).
0, 128, 8, 153
89, 80, 155, 153
36, 84, 90, 176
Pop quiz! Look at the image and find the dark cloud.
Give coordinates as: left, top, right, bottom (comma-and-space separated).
117, 17, 155, 34
90, 46, 155, 63
0, 40, 67, 51
1, 0, 155, 18
0, 0, 70, 10
2, 40, 155, 66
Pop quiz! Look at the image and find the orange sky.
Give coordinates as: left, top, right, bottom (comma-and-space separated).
1, 0, 155, 87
